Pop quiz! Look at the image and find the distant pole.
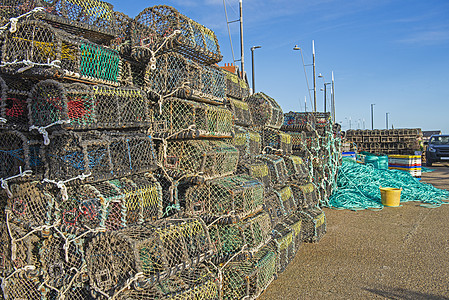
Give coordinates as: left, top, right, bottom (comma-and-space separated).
312, 40, 316, 112
386, 112, 389, 129
239, 0, 244, 79
250, 46, 261, 94
371, 103, 375, 130
331, 71, 335, 122
305, 96, 307, 112
324, 83, 327, 112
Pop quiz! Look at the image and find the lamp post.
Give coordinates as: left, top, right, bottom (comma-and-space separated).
250, 45, 261, 94
371, 103, 375, 130
293, 42, 316, 112
386, 112, 390, 129
318, 73, 331, 112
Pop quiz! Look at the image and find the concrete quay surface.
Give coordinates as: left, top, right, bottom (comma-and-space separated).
259, 163, 449, 299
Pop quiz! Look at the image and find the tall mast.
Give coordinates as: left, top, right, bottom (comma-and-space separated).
239, 0, 244, 79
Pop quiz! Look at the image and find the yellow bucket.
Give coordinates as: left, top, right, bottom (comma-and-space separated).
380, 187, 402, 207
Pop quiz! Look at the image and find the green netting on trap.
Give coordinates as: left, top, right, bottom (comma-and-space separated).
227, 97, 252, 127
255, 154, 288, 187
142, 52, 225, 105
0, 130, 43, 183
290, 182, 318, 210
272, 222, 295, 274
273, 185, 297, 216
245, 92, 283, 129
160, 140, 239, 181
184, 174, 264, 221
132, 5, 222, 65
1, 20, 121, 85
0, 0, 116, 44
260, 127, 292, 155
1, 268, 42, 300
86, 218, 214, 297
282, 111, 315, 132
283, 155, 309, 183
153, 97, 233, 139
231, 126, 261, 161
44, 130, 157, 183
28, 80, 151, 131
236, 159, 272, 194
222, 241, 277, 300
298, 207, 326, 243
0, 74, 36, 130
222, 68, 250, 100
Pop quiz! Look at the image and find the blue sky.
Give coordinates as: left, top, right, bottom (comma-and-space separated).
109, 0, 449, 133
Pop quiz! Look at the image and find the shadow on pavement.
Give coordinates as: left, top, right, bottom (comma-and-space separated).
364, 286, 449, 300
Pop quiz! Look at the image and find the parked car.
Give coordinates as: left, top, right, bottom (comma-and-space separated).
425, 135, 449, 166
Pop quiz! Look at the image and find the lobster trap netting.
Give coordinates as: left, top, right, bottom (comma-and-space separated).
221, 241, 277, 300
0, 0, 116, 44
117, 263, 219, 300
272, 222, 295, 274
222, 68, 250, 100
273, 185, 297, 216
227, 97, 252, 127
132, 5, 222, 65
260, 127, 292, 155
44, 130, 157, 183
283, 155, 309, 183
160, 140, 239, 181
28, 80, 151, 131
290, 182, 318, 210
41, 281, 95, 300
0, 130, 43, 184
143, 52, 225, 105
236, 159, 272, 193
0, 74, 36, 130
245, 92, 283, 129
231, 126, 261, 161
282, 111, 315, 132
1, 20, 121, 86
184, 174, 264, 222
109, 11, 133, 57
255, 154, 288, 187
153, 97, 233, 139
298, 207, 326, 243
283, 213, 302, 255
263, 191, 285, 226
1, 267, 42, 300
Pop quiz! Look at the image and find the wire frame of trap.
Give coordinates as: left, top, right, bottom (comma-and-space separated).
222, 241, 277, 300
273, 185, 297, 216
289, 132, 307, 157
222, 68, 250, 100
28, 80, 151, 131
1, 267, 42, 300
282, 111, 315, 132
232, 126, 262, 162
142, 52, 225, 105
109, 11, 134, 57
255, 154, 289, 187
283, 155, 309, 183
245, 92, 283, 129
298, 207, 326, 243
272, 222, 295, 274
227, 97, 253, 127
263, 191, 284, 226
290, 182, 318, 210
153, 97, 233, 139
0, 0, 116, 44
260, 127, 293, 155
0, 75, 36, 130
236, 159, 272, 194
160, 140, 239, 181
44, 130, 157, 184
1, 20, 121, 86
184, 174, 264, 221
283, 213, 302, 255
132, 5, 222, 65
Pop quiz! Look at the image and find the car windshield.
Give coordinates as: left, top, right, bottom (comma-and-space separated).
430, 136, 449, 145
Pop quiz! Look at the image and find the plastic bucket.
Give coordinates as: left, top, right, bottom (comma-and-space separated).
380, 187, 402, 207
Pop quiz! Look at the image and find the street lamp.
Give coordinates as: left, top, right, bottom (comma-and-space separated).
371, 104, 375, 130
250, 45, 261, 94
386, 112, 390, 129
293, 42, 316, 112
318, 73, 331, 112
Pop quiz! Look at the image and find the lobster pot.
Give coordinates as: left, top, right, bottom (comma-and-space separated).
256, 154, 288, 186
263, 191, 285, 226
313, 112, 332, 134
86, 219, 214, 297
45, 131, 157, 183
298, 207, 326, 243
110, 12, 134, 57
284, 213, 302, 255
245, 92, 283, 129
290, 183, 318, 210
273, 185, 297, 215
0, 0, 116, 44
237, 160, 272, 193
143, 53, 225, 105
184, 174, 264, 221
132, 5, 222, 64
0, 130, 44, 182
260, 128, 292, 155
272, 222, 295, 274
1, 269, 42, 300
28, 80, 151, 130
161, 140, 239, 180
228, 98, 253, 126
117, 264, 219, 300
232, 126, 261, 161
222, 242, 277, 300
0, 75, 36, 130
154, 97, 233, 139
41, 282, 95, 300
1, 20, 121, 86
223, 68, 250, 100
283, 155, 308, 182
281, 111, 315, 132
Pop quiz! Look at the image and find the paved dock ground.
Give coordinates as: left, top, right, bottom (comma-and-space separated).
259, 163, 449, 299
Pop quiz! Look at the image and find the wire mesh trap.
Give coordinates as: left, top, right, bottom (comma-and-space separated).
132, 5, 222, 65
232, 126, 262, 162
298, 207, 326, 243
289, 132, 307, 156
272, 222, 295, 274
1, 20, 121, 86
244, 92, 283, 129
263, 191, 285, 227
283, 213, 302, 255
153, 97, 233, 139
109, 12, 134, 57
255, 154, 289, 187
184, 174, 264, 222
222, 68, 250, 100
236, 159, 272, 194
1, 267, 42, 300
142, 52, 225, 105
86, 218, 214, 297
260, 127, 293, 155
273, 185, 297, 216
227, 97, 253, 127
283, 155, 309, 183
0, 0, 116, 44
290, 183, 319, 210
282, 111, 315, 132
221, 241, 277, 300
44, 130, 157, 183
160, 140, 239, 181
28, 80, 151, 131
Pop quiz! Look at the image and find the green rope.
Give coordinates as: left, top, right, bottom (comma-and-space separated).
328, 158, 449, 211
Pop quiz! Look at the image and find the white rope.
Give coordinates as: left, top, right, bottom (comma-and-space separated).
1, 166, 32, 198
0, 7, 45, 33
0, 117, 6, 123
42, 172, 91, 202
29, 120, 70, 145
